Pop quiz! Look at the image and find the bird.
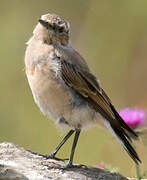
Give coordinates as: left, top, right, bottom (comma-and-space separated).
24, 13, 141, 167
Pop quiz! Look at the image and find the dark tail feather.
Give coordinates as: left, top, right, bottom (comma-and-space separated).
110, 104, 138, 139
111, 125, 141, 164
109, 104, 141, 164
87, 95, 141, 163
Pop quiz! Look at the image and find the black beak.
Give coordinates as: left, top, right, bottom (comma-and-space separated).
38, 19, 49, 29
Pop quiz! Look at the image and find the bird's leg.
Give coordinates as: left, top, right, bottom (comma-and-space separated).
48, 129, 75, 159
66, 129, 81, 168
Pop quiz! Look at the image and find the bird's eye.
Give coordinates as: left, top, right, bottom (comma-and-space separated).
58, 27, 64, 33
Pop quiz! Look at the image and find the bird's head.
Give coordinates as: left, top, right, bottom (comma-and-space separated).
33, 13, 70, 45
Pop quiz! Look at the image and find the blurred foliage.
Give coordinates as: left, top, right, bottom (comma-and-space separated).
0, 0, 147, 177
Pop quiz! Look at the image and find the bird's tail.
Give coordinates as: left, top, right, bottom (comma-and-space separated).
86, 92, 141, 164
110, 124, 141, 164
108, 105, 141, 164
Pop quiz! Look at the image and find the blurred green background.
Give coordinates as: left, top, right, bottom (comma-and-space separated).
0, 0, 147, 177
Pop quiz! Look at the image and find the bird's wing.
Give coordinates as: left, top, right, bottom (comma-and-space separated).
61, 60, 114, 118
60, 59, 141, 164
61, 60, 120, 126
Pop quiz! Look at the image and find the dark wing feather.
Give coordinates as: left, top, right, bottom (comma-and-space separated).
61, 60, 141, 164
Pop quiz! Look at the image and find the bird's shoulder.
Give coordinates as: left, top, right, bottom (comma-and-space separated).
54, 43, 89, 72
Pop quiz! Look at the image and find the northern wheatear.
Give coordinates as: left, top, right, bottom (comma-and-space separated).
25, 13, 141, 167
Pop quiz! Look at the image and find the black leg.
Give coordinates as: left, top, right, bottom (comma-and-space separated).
66, 129, 81, 167
49, 129, 75, 158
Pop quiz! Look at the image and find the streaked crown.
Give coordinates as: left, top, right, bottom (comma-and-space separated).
39, 13, 70, 35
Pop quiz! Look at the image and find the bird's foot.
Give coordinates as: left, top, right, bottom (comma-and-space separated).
45, 153, 68, 162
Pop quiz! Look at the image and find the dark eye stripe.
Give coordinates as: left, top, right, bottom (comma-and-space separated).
58, 27, 64, 33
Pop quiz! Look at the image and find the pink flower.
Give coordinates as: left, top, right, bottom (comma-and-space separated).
119, 108, 146, 129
